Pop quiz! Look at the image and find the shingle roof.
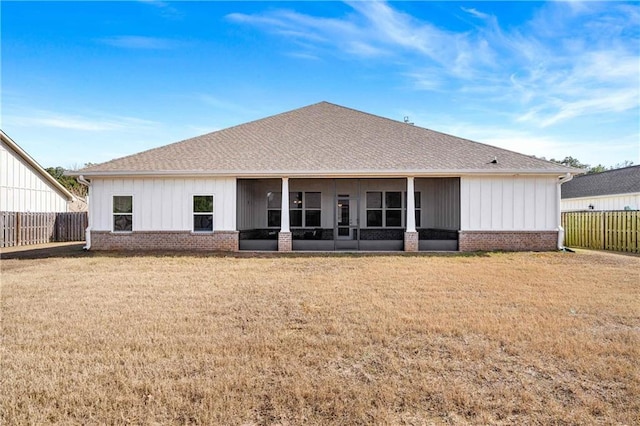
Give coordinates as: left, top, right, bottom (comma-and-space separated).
561, 165, 640, 199
76, 102, 575, 177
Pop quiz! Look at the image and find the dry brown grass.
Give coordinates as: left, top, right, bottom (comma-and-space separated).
1, 250, 639, 425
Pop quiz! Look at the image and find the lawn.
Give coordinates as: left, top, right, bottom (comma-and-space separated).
1, 250, 639, 424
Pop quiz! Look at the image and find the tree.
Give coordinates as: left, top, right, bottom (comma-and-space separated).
548, 156, 589, 169
613, 160, 634, 169
547, 157, 634, 174
45, 167, 87, 197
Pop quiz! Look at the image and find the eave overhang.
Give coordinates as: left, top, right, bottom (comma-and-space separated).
67, 168, 579, 179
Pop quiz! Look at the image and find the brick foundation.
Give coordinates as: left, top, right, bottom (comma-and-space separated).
404, 231, 419, 252
90, 231, 239, 251
458, 231, 558, 252
278, 232, 292, 252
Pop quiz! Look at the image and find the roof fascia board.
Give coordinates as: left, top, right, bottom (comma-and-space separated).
1, 131, 75, 201
70, 169, 577, 179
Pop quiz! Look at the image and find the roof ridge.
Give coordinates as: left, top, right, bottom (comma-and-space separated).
318, 102, 578, 172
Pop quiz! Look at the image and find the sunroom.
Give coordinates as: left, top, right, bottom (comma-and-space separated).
237, 177, 460, 251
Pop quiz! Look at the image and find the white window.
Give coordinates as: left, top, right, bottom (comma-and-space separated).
113, 195, 133, 232
193, 195, 214, 232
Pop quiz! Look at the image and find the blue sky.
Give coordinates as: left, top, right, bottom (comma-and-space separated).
2, 1, 639, 170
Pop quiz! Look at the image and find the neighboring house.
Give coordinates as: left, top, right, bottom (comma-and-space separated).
1, 130, 74, 213
561, 165, 640, 212
71, 102, 578, 252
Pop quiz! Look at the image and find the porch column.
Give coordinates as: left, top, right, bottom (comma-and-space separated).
278, 177, 292, 251
404, 176, 419, 252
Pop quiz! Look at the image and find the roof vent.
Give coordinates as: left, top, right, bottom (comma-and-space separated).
490, 156, 498, 164
403, 116, 414, 125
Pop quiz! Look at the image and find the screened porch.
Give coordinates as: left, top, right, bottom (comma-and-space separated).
236, 178, 460, 251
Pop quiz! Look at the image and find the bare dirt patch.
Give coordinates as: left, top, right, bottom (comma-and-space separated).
1, 251, 638, 424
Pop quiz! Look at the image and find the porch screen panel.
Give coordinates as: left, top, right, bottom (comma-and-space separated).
267, 191, 281, 227
305, 192, 321, 227
366, 192, 383, 227
267, 191, 321, 227
290, 192, 303, 227
405, 192, 422, 227
385, 192, 402, 227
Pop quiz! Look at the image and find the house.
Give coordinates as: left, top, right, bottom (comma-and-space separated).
561, 165, 640, 212
1, 130, 74, 213
71, 102, 577, 252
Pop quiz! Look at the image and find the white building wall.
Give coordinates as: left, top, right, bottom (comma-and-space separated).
0, 140, 69, 212
90, 177, 237, 231
561, 193, 640, 212
460, 176, 558, 231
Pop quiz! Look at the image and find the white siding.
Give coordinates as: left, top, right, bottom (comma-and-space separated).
0, 140, 69, 212
460, 176, 558, 231
561, 193, 640, 212
90, 177, 236, 231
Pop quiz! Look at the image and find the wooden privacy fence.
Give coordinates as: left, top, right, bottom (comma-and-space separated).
562, 211, 639, 253
0, 212, 87, 248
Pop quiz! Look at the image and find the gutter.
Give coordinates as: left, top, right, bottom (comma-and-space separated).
68, 167, 577, 179
77, 175, 92, 250
557, 173, 574, 250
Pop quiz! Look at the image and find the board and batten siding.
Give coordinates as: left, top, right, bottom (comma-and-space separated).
0, 140, 69, 212
562, 194, 640, 212
90, 177, 236, 232
460, 176, 558, 231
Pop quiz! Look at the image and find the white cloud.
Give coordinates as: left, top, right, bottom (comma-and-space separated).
5, 110, 159, 132
138, 0, 183, 19
227, 1, 639, 129
99, 35, 179, 49
461, 7, 490, 20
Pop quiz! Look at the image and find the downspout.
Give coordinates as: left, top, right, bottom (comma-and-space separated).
557, 172, 574, 250
77, 175, 92, 250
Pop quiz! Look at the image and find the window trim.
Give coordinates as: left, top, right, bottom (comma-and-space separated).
192, 194, 214, 233
112, 195, 133, 233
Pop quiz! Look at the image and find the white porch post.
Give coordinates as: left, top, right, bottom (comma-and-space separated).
404, 176, 418, 251
280, 177, 290, 233
406, 176, 416, 233
278, 177, 292, 251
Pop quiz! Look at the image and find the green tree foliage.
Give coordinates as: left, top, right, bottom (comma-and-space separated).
547, 156, 634, 174
45, 167, 87, 197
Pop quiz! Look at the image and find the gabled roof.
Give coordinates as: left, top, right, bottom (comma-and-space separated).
75, 101, 575, 177
1, 130, 74, 201
561, 165, 640, 199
